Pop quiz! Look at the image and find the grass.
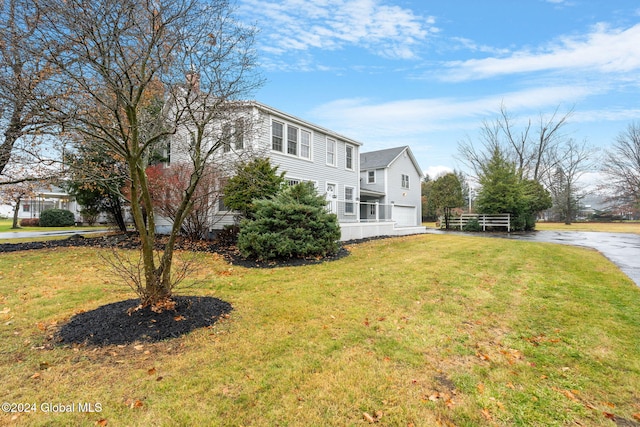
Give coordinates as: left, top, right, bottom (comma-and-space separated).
535, 221, 640, 234
1, 235, 639, 426
0, 219, 106, 233
424, 220, 640, 235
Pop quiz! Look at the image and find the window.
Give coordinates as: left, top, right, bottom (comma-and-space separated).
22, 204, 30, 212
234, 119, 244, 150
369, 204, 376, 216
287, 125, 298, 155
368, 170, 375, 184
345, 186, 355, 214
218, 196, 228, 212
286, 178, 301, 186
300, 130, 311, 159
222, 123, 232, 152
326, 138, 336, 166
272, 120, 283, 152
345, 145, 354, 170
401, 174, 410, 189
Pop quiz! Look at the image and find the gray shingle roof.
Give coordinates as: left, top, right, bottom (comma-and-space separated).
360, 146, 408, 169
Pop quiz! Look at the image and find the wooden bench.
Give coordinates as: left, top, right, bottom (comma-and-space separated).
440, 214, 511, 232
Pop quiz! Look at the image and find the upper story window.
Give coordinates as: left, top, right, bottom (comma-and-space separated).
345, 145, 354, 170
222, 123, 232, 153
368, 170, 375, 184
234, 118, 245, 150
272, 120, 311, 159
326, 138, 336, 166
401, 174, 410, 189
272, 120, 284, 152
300, 130, 311, 159
287, 125, 298, 156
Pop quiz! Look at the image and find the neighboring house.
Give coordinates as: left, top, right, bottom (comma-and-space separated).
13, 185, 82, 222
360, 146, 424, 228
167, 101, 425, 240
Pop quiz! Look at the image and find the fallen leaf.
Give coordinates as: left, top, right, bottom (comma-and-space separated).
147, 367, 157, 375
603, 412, 615, 420
604, 401, 615, 408
480, 408, 492, 420
30, 372, 41, 379
363, 412, 375, 423
477, 383, 485, 394
632, 413, 640, 421
95, 419, 108, 426
134, 345, 144, 351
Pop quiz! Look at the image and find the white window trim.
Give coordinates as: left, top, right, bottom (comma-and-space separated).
271, 119, 313, 161
367, 170, 376, 184
344, 185, 356, 215
326, 137, 337, 167
401, 174, 410, 189
345, 144, 354, 171
271, 119, 284, 152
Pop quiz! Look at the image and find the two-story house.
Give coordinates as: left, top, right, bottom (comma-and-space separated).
360, 146, 423, 228
166, 101, 425, 240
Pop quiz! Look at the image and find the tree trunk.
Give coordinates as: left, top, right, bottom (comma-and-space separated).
11, 196, 21, 229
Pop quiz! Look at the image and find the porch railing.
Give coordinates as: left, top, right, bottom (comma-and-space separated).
327, 200, 394, 223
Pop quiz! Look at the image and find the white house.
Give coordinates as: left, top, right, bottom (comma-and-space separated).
168, 101, 425, 240
359, 146, 424, 228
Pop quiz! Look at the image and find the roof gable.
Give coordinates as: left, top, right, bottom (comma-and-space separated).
360, 146, 422, 176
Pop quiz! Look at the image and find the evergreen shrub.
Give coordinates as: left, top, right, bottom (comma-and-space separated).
39, 209, 75, 227
237, 182, 341, 261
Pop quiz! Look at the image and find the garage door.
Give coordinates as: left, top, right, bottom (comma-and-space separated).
392, 205, 416, 227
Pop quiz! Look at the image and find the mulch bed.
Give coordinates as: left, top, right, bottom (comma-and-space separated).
0, 231, 352, 268
56, 296, 233, 346
1, 232, 370, 347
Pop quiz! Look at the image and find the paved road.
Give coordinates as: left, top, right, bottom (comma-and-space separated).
427, 229, 640, 287
0, 229, 109, 240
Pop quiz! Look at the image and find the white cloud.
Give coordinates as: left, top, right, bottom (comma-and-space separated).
310, 85, 594, 142
240, 0, 436, 60
424, 165, 453, 179
442, 23, 640, 81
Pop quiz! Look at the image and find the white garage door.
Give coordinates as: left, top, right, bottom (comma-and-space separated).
392, 205, 416, 227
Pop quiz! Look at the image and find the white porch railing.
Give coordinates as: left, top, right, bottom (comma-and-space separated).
327, 200, 394, 223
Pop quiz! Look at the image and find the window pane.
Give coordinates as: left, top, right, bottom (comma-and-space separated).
272, 121, 283, 152
287, 125, 298, 155
300, 130, 311, 158
234, 119, 244, 150
327, 138, 336, 165
346, 145, 353, 169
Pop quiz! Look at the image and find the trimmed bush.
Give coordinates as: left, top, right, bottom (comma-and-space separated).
462, 218, 481, 232
39, 209, 76, 227
237, 182, 341, 261
19, 218, 40, 227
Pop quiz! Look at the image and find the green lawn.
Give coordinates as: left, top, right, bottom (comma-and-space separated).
0, 219, 106, 233
1, 234, 639, 426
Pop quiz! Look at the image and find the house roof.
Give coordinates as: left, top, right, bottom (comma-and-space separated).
360, 146, 422, 176
251, 101, 364, 146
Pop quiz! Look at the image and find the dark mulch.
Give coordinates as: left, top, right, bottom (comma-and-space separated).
1, 231, 368, 347
0, 231, 353, 268
56, 296, 233, 346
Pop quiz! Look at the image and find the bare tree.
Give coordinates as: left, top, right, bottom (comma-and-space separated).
458, 104, 573, 182
600, 122, 640, 216
0, 0, 64, 180
544, 139, 594, 224
36, 0, 262, 306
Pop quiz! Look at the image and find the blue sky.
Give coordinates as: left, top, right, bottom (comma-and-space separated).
237, 0, 640, 178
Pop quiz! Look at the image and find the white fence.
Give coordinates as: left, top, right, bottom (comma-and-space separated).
440, 213, 511, 232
